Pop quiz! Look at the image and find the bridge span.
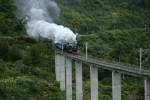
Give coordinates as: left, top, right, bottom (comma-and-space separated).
55, 51, 150, 100
65, 53, 150, 78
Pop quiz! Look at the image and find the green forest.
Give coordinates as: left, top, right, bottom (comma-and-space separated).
0, 0, 150, 99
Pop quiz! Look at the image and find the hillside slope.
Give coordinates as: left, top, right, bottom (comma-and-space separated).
0, 0, 150, 100
56, 0, 150, 67
0, 0, 65, 100
56, 0, 150, 99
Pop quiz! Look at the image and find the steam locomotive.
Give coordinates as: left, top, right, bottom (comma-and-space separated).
55, 42, 78, 53
21, 15, 78, 53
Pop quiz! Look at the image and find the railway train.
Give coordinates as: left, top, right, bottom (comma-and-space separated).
21, 15, 78, 53
55, 42, 78, 53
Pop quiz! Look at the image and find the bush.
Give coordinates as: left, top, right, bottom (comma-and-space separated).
23, 45, 41, 65
0, 39, 22, 62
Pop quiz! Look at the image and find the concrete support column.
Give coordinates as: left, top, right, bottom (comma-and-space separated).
66, 57, 72, 100
112, 71, 121, 100
90, 65, 98, 100
144, 79, 150, 100
75, 61, 83, 100
55, 53, 60, 81
59, 55, 66, 91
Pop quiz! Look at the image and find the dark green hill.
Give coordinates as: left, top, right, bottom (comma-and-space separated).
0, 0, 65, 99
57, 0, 150, 67
56, 0, 150, 99
0, 0, 150, 99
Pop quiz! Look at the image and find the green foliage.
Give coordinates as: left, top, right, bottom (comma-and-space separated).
0, 39, 22, 62
0, 0, 24, 35
56, 0, 150, 99
0, 0, 150, 99
0, 75, 64, 100
57, 0, 150, 67
58, 6, 96, 34
0, 6, 61, 97
23, 45, 41, 65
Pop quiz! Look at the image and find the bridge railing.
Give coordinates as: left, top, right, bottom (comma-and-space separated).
78, 42, 150, 71
76, 49, 150, 72
65, 52, 150, 77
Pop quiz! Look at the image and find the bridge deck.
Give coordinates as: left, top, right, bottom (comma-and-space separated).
62, 53, 150, 78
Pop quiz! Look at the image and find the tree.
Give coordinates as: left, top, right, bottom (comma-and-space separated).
23, 45, 41, 65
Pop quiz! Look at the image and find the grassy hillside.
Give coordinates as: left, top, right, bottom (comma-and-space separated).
0, 0, 150, 100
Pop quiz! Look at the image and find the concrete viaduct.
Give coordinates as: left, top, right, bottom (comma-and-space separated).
55, 51, 150, 100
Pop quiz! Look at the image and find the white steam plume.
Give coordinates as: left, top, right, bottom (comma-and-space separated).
14, 0, 77, 44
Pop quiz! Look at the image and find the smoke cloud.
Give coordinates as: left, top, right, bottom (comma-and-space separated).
14, 0, 77, 44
